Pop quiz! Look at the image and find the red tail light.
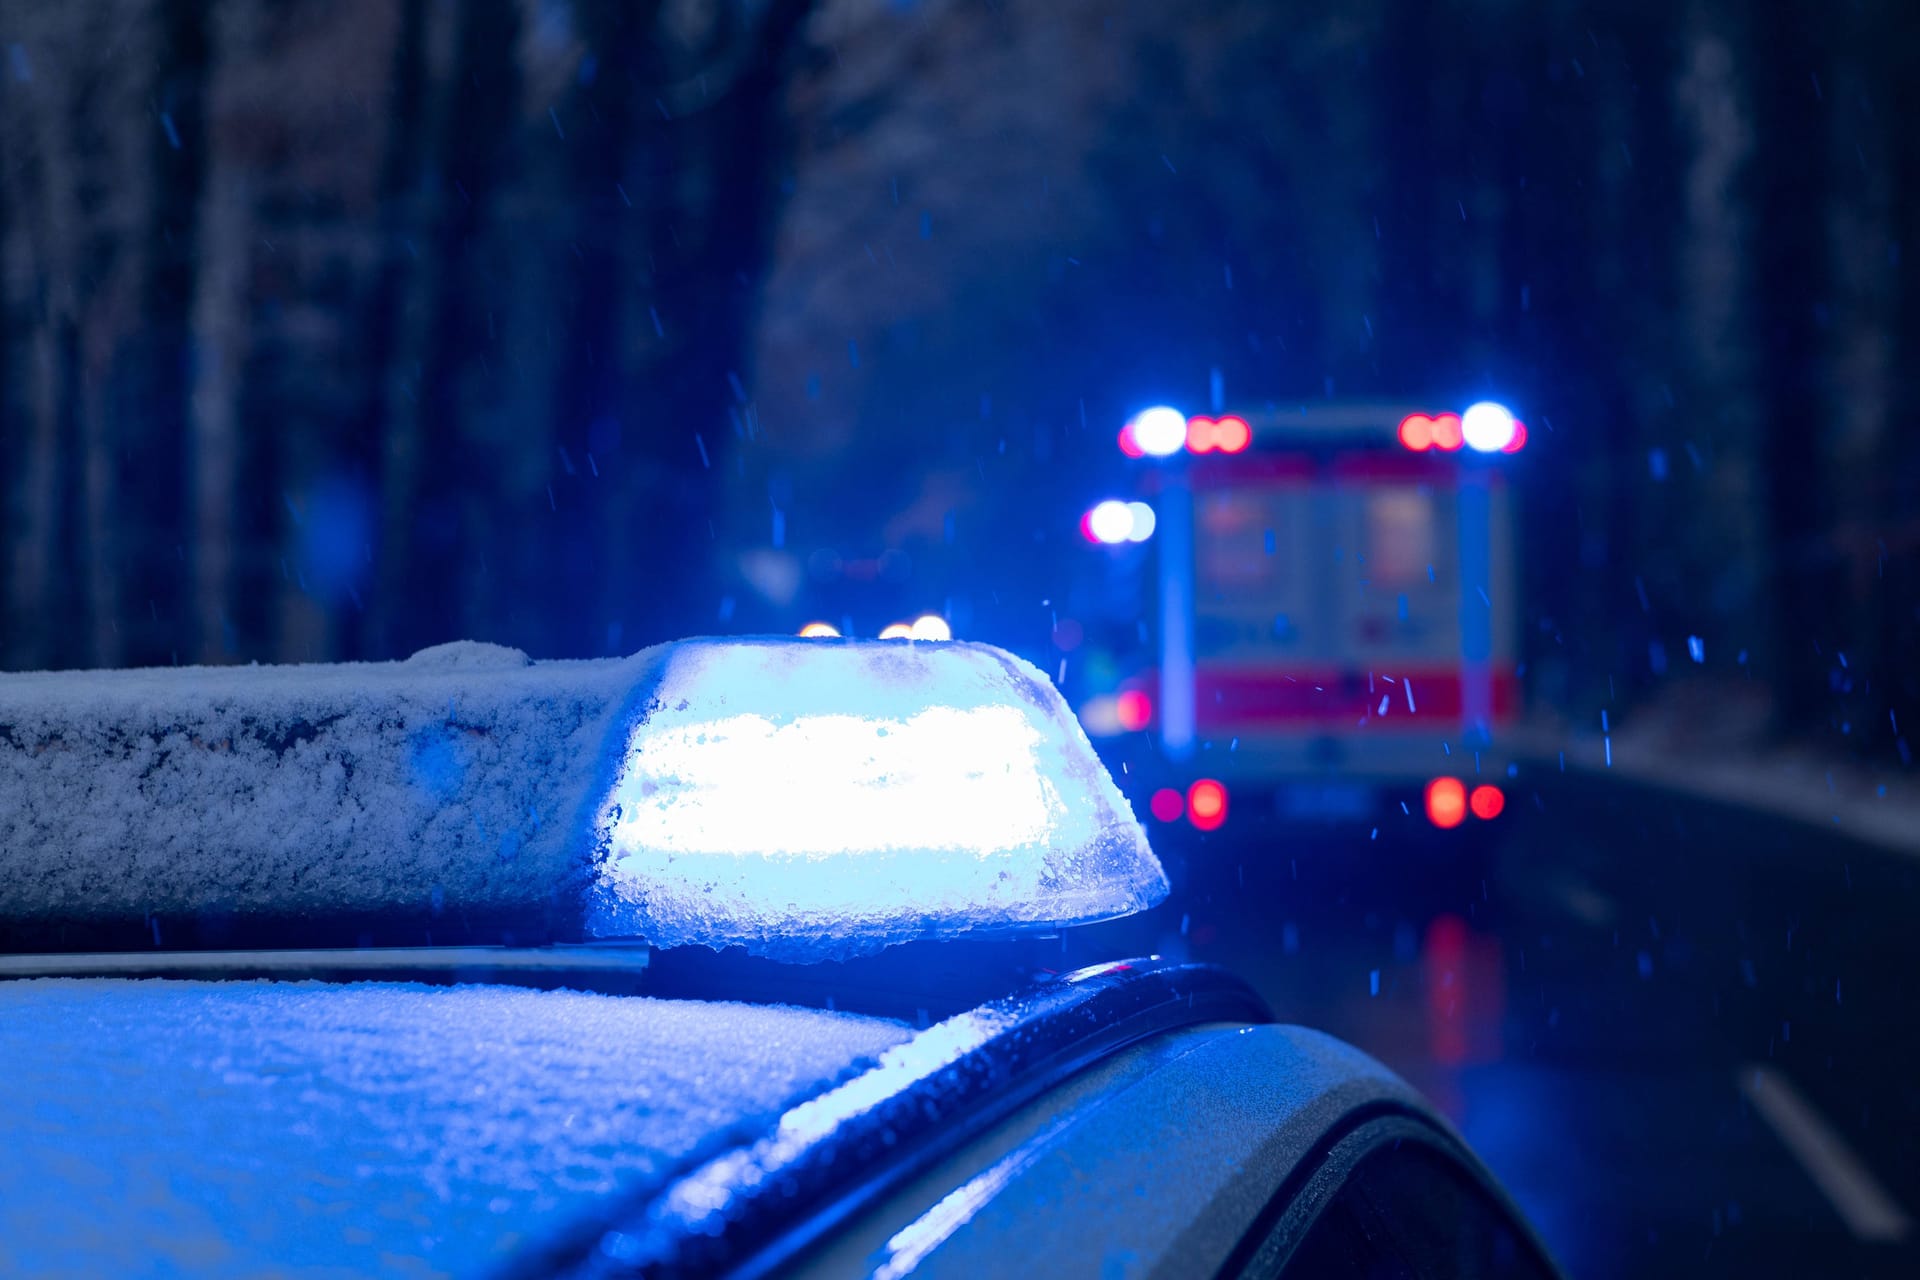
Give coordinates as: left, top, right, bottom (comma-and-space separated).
1184, 415, 1251, 455
1149, 787, 1185, 823
1469, 785, 1505, 820
1187, 779, 1229, 831
1430, 414, 1464, 451
1425, 777, 1467, 829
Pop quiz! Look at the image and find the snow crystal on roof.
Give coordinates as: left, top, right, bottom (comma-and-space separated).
1, 636, 1165, 959
0, 641, 667, 940
0, 979, 909, 1278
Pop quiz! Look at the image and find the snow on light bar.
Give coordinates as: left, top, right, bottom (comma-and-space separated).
0, 638, 1166, 961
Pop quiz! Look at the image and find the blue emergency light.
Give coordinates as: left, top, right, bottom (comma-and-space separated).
1462, 401, 1519, 453
586, 639, 1167, 959
0, 638, 1168, 963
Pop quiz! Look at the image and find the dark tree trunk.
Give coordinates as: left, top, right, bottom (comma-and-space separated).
344, 0, 433, 662
1751, 1, 1835, 739
384, 0, 524, 658
119, 0, 211, 665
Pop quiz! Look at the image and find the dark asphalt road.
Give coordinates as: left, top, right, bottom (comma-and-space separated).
1085, 766, 1920, 1280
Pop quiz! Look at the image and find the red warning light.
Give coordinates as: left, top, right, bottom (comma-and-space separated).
1469, 785, 1506, 820
1149, 787, 1185, 823
1187, 779, 1229, 831
1117, 422, 1145, 458
1431, 414, 1464, 451
1115, 689, 1153, 731
1425, 777, 1467, 829
1502, 421, 1528, 454
1184, 415, 1252, 455
1398, 414, 1434, 451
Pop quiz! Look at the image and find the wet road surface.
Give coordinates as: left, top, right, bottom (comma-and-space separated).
1090, 766, 1920, 1279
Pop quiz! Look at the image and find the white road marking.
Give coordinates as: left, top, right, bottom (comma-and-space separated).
1738, 1063, 1912, 1243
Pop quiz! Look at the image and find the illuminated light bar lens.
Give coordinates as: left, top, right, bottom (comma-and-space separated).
1115, 689, 1152, 732
1462, 401, 1518, 453
1502, 421, 1528, 454
878, 622, 914, 639
797, 622, 841, 638
1425, 777, 1467, 829
1187, 779, 1228, 831
592, 639, 1169, 960
1149, 787, 1185, 823
908, 615, 952, 641
1116, 422, 1145, 458
1398, 414, 1434, 451
1123, 501, 1157, 542
1130, 406, 1188, 458
1430, 414, 1464, 451
1086, 500, 1135, 545
1469, 784, 1506, 820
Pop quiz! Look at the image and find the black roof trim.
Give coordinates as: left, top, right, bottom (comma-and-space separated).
508, 957, 1272, 1280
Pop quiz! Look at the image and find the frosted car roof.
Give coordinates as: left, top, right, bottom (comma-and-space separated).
0, 979, 910, 1279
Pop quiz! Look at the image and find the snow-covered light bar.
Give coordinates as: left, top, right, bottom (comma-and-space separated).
0, 638, 1166, 961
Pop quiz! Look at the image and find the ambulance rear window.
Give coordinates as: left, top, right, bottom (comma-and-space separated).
1198, 489, 1290, 593
1363, 489, 1435, 587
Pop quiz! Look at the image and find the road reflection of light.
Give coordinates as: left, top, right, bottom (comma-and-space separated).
1444, 1067, 1593, 1279
1411, 918, 1595, 1273
1422, 913, 1506, 1070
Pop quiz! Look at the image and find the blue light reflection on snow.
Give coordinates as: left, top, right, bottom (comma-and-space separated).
585, 639, 1166, 960
601, 1005, 1019, 1268
867, 1112, 1075, 1280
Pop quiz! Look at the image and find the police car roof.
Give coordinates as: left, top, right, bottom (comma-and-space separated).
0, 976, 914, 1277
0, 957, 1278, 1278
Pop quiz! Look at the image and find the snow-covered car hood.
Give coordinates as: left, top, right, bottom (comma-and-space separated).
0, 979, 910, 1278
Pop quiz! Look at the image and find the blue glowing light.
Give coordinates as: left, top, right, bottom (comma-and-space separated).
1129, 406, 1188, 458
1123, 500, 1156, 542
1084, 500, 1155, 545
1087, 500, 1133, 544
586, 639, 1167, 960
1461, 401, 1518, 453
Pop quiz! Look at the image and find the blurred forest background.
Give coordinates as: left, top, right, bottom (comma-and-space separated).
2, 0, 1917, 765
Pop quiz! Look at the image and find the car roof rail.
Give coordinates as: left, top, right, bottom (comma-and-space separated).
507, 957, 1271, 1279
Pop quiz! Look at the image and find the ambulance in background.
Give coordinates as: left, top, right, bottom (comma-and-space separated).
1068, 400, 1526, 835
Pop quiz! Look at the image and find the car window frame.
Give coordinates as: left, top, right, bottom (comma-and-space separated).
1220, 1113, 1565, 1280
